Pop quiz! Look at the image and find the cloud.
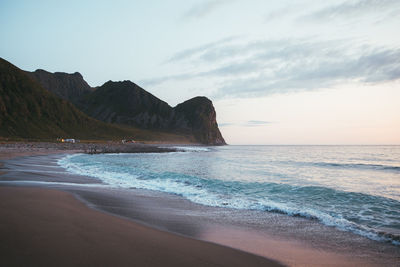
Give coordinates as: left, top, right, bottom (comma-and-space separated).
213, 46, 400, 98
165, 36, 237, 63
264, 4, 303, 22
182, 0, 232, 19
142, 37, 400, 99
218, 122, 235, 127
142, 59, 261, 87
166, 38, 341, 65
244, 120, 273, 127
301, 0, 400, 21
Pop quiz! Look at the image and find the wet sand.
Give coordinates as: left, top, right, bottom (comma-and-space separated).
0, 186, 282, 267
0, 147, 282, 267
67, 186, 400, 267
1, 148, 400, 266
0, 141, 178, 160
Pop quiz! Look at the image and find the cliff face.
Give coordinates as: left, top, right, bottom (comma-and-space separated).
173, 97, 226, 145
26, 68, 226, 145
26, 69, 93, 104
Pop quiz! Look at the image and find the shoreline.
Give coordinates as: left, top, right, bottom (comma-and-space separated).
1, 147, 400, 266
0, 146, 282, 267
0, 141, 182, 160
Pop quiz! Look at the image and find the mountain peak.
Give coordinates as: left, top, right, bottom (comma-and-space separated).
102, 80, 139, 88
72, 71, 83, 78
26, 68, 93, 103
174, 96, 226, 145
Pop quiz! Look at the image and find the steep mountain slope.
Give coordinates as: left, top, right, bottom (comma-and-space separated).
26, 69, 93, 104
0, 58, 191, 142
78, 81, 173, 129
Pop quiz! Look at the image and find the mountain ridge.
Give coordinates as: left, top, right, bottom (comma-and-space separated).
0, 58, 191, 142
26, 69, 93, 104
1, 58, 226, 145
77, 80, 226, 145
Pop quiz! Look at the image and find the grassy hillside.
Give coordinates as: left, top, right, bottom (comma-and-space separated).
0, 58, 192, 142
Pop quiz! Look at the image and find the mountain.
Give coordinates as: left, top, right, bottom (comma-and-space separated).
4, 58, 226, 144
78, 80, 173, 128
26, 69, 93, 104
77, 81, 226, 145
0, 57, 192, 142
174, 97, 225, 145
27, 69, 226, 145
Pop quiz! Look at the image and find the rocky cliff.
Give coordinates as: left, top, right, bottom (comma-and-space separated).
174, 97, 225, 145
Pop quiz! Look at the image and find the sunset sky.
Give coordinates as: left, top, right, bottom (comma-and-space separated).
1, 0, 399, 144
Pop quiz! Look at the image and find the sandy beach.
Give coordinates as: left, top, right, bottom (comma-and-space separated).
1, 143, 400, 267
0, 143, 282, 267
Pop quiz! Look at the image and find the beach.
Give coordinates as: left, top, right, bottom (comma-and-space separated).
0, 186, 282, 267
1, 143, 400, 267
3, 1, 400, 266
0, 143, 282, 267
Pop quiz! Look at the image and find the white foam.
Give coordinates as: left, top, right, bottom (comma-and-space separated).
172, 146, 211, 152
57, 153, 400, 246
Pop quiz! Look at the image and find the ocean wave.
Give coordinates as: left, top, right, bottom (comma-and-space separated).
58, 153, 400, 246
172, 146, 212, 152
283, 160, 400, 172
255, 199, 400, 246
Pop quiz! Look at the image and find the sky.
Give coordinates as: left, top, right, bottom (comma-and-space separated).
1, 0, 399, 144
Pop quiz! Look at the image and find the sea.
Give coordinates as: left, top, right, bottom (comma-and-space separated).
58, 145, 400, 245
